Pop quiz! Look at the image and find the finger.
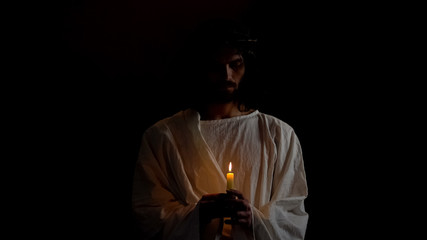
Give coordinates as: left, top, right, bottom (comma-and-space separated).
200, 194, 215, 201
226, 189, 244, 199
235, 211, 252, 228
224, 199, 251, 212
200, 201, 231, 219
236, 218, 251, 227
236, 211, 251, 219
224, 215, 251, 226
216, 193, 229, 200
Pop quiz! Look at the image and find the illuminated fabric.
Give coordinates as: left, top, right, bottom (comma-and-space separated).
132, 108, 308, 239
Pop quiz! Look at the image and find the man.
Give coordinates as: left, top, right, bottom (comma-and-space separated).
132, 18, 309, 240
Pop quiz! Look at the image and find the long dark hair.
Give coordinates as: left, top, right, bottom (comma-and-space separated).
166, 17, 262, 112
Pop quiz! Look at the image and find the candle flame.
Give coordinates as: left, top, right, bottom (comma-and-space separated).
229, 162, 232, 172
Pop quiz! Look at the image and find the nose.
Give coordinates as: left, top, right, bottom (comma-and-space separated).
218, 64, 233, 80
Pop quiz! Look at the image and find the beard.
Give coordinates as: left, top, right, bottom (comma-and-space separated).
204, 80, 238, 104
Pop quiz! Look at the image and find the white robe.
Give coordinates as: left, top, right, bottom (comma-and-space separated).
132, 108, 309, 240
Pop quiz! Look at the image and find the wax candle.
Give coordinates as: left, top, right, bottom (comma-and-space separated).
226, 162, 234, 190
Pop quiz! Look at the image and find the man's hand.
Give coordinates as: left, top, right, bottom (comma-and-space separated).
198, 190, 252, 229
198, 193, 230, 224
225, 189, 252, 229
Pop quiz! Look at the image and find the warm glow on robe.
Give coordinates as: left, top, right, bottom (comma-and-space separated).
132, 109, 308, 239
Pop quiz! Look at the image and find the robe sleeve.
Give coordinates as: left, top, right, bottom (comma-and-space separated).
131, 125, 200, 240
252, 126, 309, 240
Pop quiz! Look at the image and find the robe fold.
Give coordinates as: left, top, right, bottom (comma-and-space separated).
132, 108, 308, 239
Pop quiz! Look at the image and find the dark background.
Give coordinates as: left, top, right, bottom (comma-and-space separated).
22, 0, 421, 239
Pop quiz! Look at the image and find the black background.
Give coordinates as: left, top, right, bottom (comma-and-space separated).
17, 0, 422, 239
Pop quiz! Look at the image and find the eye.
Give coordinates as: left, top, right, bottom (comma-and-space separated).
229, 59, 243, 70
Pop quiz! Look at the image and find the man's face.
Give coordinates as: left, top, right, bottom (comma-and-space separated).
203, 46, 245, 103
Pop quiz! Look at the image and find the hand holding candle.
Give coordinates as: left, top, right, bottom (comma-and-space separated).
226, 162, 234, 190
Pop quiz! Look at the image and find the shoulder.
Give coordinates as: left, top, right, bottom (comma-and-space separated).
143, 108, 197, 137
256, 111, 302, 151
256, 111, 295, 135
143, 111, 184, 137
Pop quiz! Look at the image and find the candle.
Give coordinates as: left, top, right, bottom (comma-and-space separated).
226, 162, 234, 190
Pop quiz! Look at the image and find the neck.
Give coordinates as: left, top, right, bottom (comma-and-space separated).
199, 102, 250, 120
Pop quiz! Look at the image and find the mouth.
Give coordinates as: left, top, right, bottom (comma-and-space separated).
220, 81, 237, 89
